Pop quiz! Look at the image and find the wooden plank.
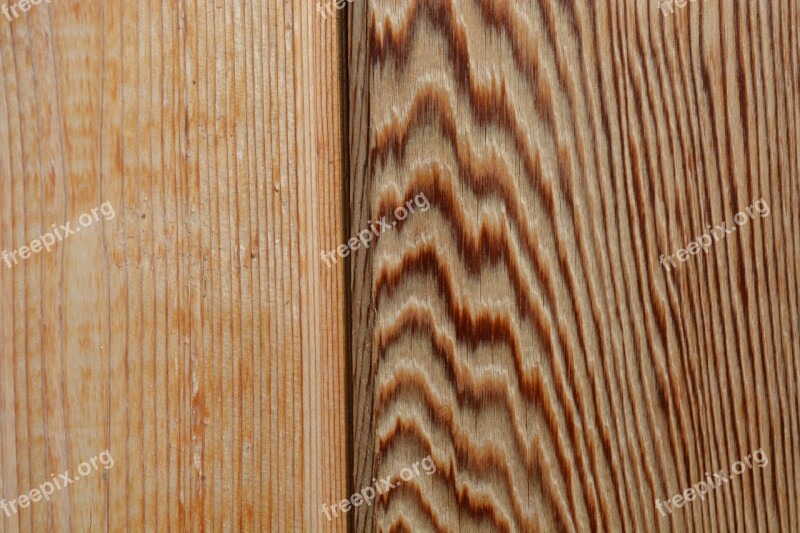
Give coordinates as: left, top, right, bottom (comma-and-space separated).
351, 0, 800, 530
346, 0, 379, 530
0, 1, 347, 531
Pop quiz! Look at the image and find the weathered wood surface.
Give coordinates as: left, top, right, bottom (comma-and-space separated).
350, 0, 800, 531
0, 1, 347, 531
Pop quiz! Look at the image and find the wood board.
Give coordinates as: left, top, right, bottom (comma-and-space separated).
349, 0, 800, 530
0, 1, 348, 531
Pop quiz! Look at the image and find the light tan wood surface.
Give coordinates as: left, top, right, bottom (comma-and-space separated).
3, 0, 800, 531
0, 1, 347, 531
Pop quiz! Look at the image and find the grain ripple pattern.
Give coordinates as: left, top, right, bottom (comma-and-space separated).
351, 0, 800, 531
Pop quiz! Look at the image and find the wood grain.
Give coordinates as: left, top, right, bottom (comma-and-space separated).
350, 0, 800, 531
0, 1, 347, 531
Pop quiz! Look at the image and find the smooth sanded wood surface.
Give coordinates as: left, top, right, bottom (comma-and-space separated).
0, 1, 347, 531
351, 0, 800, 531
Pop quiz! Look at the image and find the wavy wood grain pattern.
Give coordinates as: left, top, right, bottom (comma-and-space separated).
0, 1, 347, 531
351, 0, 800, 531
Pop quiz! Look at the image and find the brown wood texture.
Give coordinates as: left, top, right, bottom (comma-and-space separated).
0, 1, 347, 531
350, 0, 800, 531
